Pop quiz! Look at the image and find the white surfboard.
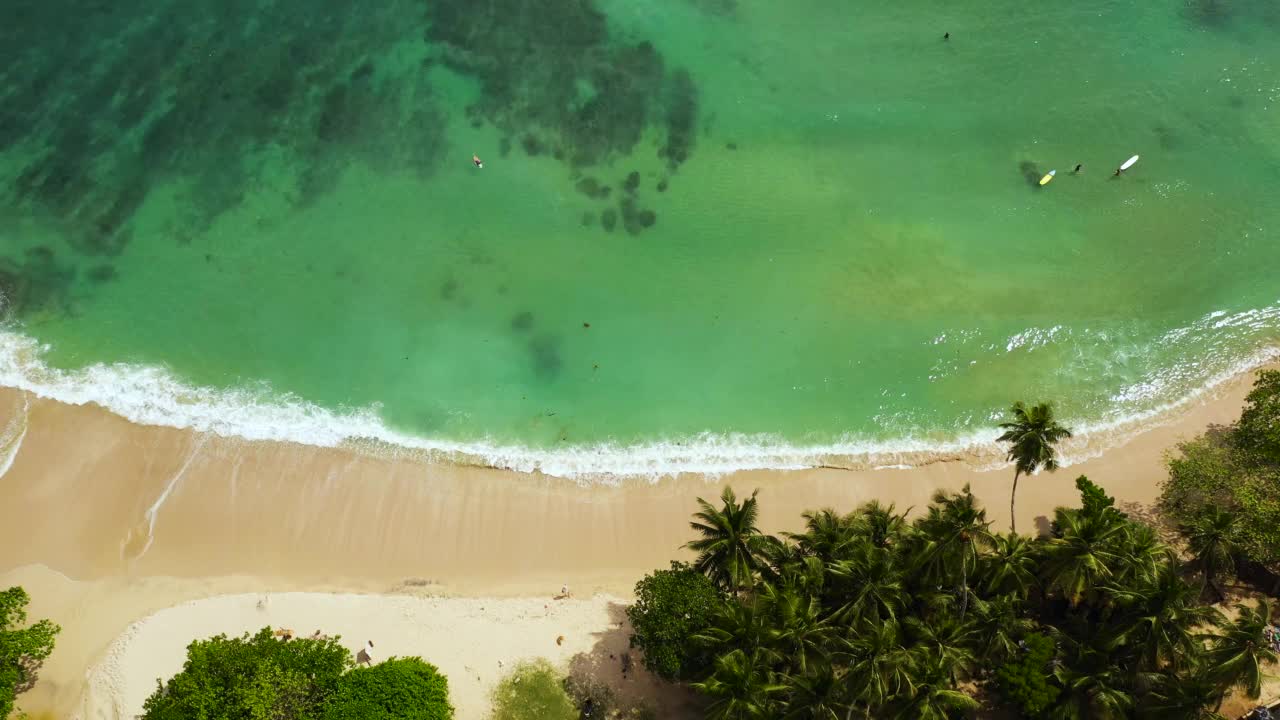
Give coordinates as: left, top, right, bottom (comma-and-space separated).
1120, 155, 1139, 171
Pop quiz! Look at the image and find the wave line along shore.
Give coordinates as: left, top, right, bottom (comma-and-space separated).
1, 328, 1277, 480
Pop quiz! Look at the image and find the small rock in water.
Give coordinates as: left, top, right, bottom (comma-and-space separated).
511, 311, 534, 331
575, 177, 602, 198
601, 209, 617, 232
521, 134, 544, 156
623, 171, 640, 193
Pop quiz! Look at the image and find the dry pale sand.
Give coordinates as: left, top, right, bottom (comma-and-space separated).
0, 363, 1274, 718
75, 590, 694, 720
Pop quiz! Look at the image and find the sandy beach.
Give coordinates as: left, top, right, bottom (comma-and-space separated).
72, 590, 697, 720
0, 363, 1275, 718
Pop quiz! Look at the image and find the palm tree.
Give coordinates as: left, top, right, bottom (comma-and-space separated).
1041, 506, 1128, 607
1142, 667, 1228, 720
1104, 564, 1222, 672
696, 596, 773, 660
1204, 600, 1278, 701
913, 485, 994, 618
997, 401, 1073, 533
827, 544, 908, 630
970, 593, 1035, 666
1181, 507, 1239, 602
1111, 522, 1174, 588
756, 534, 807, 586
693, 648, 789, 720
758, 583, 832, 676
852, 500, 908, 550
788, 508, 859, 564
1048, 642, 1136, 720
687, 487, 771, 592
780, 665, 842, 720
889, 679, 979, 720
981, 532, 1039, 598
839, 621, 915, 720
905, 614, 980, 683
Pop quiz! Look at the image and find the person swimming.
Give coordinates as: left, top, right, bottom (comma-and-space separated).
1074, 164, 1082, 173
473, 154, 483, 169
943, 32, 950, 40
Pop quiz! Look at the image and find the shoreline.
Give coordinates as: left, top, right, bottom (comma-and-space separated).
0, 362, 1275, 717
3, 329, 1278, 479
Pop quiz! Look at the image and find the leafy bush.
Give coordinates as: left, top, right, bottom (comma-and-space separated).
322, 657, 453, 719
1075, 475, 1116, 518
143, 629, 457, 720
995, 632, 1060, 716
1160, 371, 1280, 572
0, 587, 60, 720
142, 628, 350, 720
489, 659, 577, 720
627, 562, 721, 680
1235, 369, 1280, 464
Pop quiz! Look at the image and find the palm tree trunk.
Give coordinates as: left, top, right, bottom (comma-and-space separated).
1010, 469, 1020, 533
1209, 577, 1226, 604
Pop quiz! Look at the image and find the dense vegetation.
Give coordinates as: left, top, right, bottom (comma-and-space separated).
490, 659, 579, 720
629, 478, 1275, 718
0, 587, 59, 720
620, 385, 1280, 718
141, 628, 453, 720
1162, 369, 1280, 592
490, 658, 655, 720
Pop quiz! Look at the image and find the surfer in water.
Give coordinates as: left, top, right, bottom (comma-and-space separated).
1074, 164, 1083, 174
1114, 155, 1139, 176
943, 32, 950, 40
473, 154, 484, 169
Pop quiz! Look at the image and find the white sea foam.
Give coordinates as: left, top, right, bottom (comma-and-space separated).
0, 317, 1276, 482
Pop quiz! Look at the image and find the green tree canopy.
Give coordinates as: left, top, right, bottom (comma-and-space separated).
627, 562, 722, 681
651, 474, 1261, 720
1234, 369, 1280, 464
142, 628, 455, 720
321, 657, 453, 720
142, 628, 351, 720
1160, 370, 1280, 577
0, 586, 60, 720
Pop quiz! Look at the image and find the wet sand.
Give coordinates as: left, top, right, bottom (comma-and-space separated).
0, 364, 1273, 717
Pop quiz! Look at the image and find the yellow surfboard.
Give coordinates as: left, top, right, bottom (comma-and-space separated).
1039, 170, 1056, 186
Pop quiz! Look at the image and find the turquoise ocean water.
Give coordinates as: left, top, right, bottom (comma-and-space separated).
1, 0, 1278, 476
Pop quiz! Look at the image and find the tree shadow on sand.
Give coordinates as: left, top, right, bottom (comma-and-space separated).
566, 601, 704, 719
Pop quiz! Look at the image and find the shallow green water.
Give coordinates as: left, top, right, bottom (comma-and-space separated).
1, 0, 1278, 473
